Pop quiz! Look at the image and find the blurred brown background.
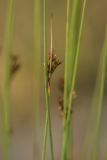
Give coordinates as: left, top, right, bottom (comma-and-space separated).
0, 0, 107, 160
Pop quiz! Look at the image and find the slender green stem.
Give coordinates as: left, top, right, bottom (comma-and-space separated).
2, 0, 15, 160
66, 0, 87, 127
62, 0, 87, 160
63, 0, 70, 115
43, 51, 54, 160
82, 30, 107, 160
92, 30, 107, 160
34, 0, 42, 158
42, 111, 48, 160
62, 0, 71, 159
42, 0, 54, 160
46, 95, 54, 160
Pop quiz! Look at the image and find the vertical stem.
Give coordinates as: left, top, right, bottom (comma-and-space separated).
49, 13, 53, 71
42, 111, 48, 160
67, 0, 87, 127
34, 0, 42, 158
62, 0, 87, 160
63, 0, 70, 116
92, 30, 107, 160
46, 94, 54, 160
42, 0, 54, 160
3, 0, 15, 160
82, 30, 107, 160
62, 0, 71, 158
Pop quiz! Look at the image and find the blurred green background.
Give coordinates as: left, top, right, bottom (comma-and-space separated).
0, 0, 107, 160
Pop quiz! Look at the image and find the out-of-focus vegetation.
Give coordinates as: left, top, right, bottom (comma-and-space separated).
0, 0, 107, 160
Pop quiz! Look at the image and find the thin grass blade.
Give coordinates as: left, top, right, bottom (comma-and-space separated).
2, 0, 15, 160
62, 0, 87, 159
34, 0, 43, 158
82, 30, 107, 160
92, 30, 107, 160
42, 0, 54, 160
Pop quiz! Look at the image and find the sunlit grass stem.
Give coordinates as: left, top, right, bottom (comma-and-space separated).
2, 0, 15, 160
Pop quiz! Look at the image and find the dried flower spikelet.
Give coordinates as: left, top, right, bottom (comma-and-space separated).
58, 96, 64, 117
48, 52, 62, 83
11, 55, 21, 77
58, 96, 72, 118
58, 78, 77, 118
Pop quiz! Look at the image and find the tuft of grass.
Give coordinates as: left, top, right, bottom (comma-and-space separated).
62, 0, 87, 159
2, 0, 15, 160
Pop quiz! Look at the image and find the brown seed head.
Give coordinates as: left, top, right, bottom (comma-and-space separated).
48, 51, 62, 83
